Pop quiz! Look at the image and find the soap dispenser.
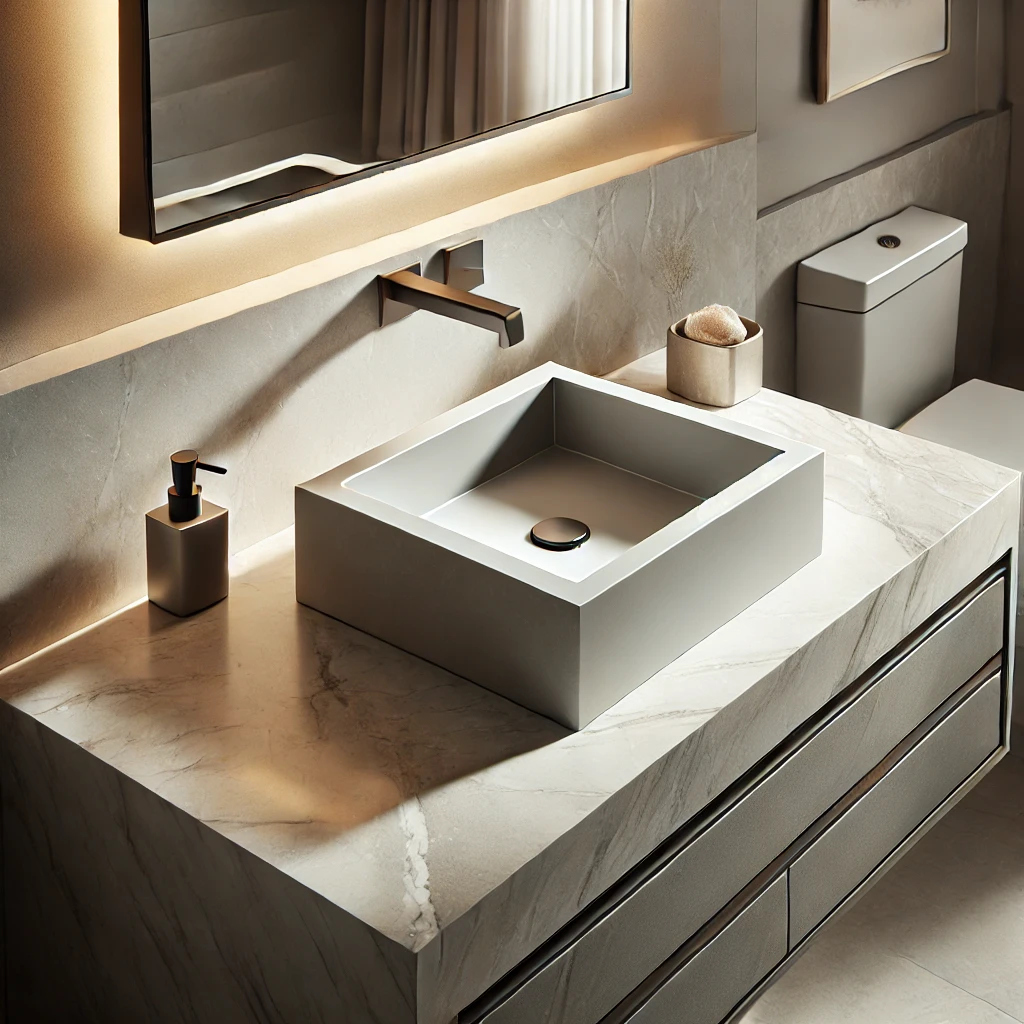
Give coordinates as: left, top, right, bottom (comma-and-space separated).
145, 450, 229, 617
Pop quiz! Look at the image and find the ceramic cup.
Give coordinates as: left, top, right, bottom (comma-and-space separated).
666, 315, 763, 407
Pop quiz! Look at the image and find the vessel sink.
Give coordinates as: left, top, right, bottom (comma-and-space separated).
295, 364, 824, 729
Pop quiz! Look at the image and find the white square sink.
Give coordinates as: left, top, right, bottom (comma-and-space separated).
296, 364, 824, 729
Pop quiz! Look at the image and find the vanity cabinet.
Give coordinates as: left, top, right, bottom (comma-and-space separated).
460, 562, 1010, 1024
788, 672, 1001, 944
620, 877, 788, 1024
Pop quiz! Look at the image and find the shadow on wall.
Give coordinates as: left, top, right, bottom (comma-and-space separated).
0, 267, 643, 670
197, 284, 379, 458
182, 188, 704, 508
0, 278, 371, 672
0, 243, 691, 671
0, 557, 112, 673
0, 131, 749, 673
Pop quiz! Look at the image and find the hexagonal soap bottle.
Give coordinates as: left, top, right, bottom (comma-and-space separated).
145, 450, 228, 616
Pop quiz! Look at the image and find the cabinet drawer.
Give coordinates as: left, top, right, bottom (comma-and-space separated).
468, 577, 1003, 1024
619, 875, 787, 1024
789, 672, 1002, 944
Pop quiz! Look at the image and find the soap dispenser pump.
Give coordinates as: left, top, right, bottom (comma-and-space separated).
146, 450, 229, 617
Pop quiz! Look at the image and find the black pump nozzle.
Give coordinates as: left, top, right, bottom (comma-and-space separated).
168, 449, 227, 522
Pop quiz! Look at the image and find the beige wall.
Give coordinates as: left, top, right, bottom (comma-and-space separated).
0, 137, 758, 672
0, 0, 754, 374
757, 0, 1005, 210
994, 0, 1024, 386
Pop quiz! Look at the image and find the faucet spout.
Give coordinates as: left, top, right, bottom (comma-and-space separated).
378, 267, 525, 348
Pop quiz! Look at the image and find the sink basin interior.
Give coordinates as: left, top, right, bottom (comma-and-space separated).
298, 364, 824, 729
425, 447, 702, 581
345, 378, 782, 581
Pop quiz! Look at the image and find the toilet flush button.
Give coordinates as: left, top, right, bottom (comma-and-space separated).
878, 235, 901, 250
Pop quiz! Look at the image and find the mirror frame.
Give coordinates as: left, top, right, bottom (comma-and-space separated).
120, 1, 633, 243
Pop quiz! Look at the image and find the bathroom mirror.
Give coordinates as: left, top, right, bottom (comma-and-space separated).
120, 1, 632, 241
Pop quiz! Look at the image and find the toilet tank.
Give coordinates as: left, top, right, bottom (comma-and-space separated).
796, 207, 968, 428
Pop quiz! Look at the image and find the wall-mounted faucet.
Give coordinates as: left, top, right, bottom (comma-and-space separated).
377, 239, 525, 348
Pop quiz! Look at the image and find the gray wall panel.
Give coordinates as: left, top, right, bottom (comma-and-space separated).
756, 112, 1010, 393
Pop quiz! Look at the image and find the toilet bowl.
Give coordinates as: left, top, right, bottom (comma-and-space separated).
796, 207, 1024, 726
902, 382, 1024, 662
900, 378, 1024, 471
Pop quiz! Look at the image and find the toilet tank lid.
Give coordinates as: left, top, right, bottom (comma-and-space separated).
797, 207, 967, 313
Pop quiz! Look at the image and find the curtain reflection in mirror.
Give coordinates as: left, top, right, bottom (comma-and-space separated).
147, 0, 629, 234
362, 0, 629, 160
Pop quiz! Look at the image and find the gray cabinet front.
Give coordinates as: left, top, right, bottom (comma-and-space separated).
788, 672, 1002, 944
620, 877, 788, 1024
462, 567, 1008, 1024
473, 578, 1003, 1024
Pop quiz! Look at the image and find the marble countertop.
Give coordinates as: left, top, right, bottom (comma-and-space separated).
1, 350, 1019, 1024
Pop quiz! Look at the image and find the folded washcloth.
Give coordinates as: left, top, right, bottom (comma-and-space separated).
684, 304, 747, 346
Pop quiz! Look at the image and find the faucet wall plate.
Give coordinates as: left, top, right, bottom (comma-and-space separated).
377, 254, 524, 347
378, 262, 423, 328
444, 239, 485, 291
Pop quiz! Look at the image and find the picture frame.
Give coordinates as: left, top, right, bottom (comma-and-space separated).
817, 0, 951, 104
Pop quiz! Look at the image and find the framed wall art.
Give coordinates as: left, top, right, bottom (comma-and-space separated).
817, 0, 951, 103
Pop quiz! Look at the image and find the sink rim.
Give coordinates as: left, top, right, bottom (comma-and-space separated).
297, 363, 824, 605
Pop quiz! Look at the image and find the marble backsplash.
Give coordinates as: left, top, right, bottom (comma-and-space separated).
756, 112, 1010, 393
0, 136, 757, 670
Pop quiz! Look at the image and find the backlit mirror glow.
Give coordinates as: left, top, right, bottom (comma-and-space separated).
144, 0, 631, 237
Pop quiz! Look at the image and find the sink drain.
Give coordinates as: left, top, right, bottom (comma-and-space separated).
530, 517, 591, 551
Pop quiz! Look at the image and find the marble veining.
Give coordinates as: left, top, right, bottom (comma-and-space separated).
0, 700, 420, 1024
399, 797, 438, 952
0, 352, 1019, 1024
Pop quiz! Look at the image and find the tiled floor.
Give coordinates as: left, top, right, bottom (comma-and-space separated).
740, 748, 1024, 1024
